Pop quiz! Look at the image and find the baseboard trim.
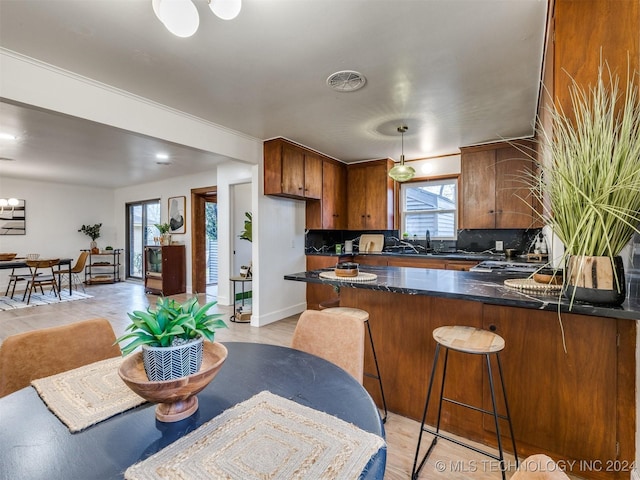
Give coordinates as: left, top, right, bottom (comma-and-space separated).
251, 303, 304, 327
631, 467, 640, 480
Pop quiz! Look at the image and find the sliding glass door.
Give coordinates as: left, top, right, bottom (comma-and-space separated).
126, 200, 160, 279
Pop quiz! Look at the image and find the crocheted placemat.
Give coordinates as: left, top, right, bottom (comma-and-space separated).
125, 390, 385, 480
31, 356, 146, 433
319, 271, 378, 282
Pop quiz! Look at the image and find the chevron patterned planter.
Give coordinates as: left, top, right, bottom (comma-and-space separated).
142, 337, 204, 381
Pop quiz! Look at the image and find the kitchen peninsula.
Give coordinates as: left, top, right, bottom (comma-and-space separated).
285, 266, 638, 480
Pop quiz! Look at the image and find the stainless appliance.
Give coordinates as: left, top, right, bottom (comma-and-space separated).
469, 260, 544, 274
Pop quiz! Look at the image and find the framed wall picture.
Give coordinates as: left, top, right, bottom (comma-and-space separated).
168, 196, 186, 234
0, 199, 26, 235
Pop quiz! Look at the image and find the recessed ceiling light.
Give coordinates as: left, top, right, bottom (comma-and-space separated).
0, 132, 17, 141
156, 153, 170, 160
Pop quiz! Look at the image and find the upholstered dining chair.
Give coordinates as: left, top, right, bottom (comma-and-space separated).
0, 318, 122, 398
510, 454, 570, 480
291, 309, 365, 383
23, 259, 61, 304
53, 251, 89, 293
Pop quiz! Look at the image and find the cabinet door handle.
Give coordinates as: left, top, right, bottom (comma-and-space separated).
489, 324, 497, 332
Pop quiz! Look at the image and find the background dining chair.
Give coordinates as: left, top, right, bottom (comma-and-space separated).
4, 267, 31, 299
0, 318, 122, 398
23, 259, 61, 304
291, 309, 365, 383
54, 251, 89, 293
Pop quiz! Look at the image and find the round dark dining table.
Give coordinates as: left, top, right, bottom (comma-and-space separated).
0, 341, 386, 479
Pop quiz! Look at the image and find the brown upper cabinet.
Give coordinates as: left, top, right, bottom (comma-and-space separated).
264, 138, 322, 200
460, 141, 539, 229
347, 159, 395, 230
305, 158, 347, 230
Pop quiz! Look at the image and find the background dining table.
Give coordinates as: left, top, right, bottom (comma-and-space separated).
0, 341, 386, 479
0, 257, 73, 295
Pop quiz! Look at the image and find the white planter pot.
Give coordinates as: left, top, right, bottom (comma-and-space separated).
142, 337, 204, 381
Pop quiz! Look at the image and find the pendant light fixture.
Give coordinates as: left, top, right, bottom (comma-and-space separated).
388, 126, 415, 182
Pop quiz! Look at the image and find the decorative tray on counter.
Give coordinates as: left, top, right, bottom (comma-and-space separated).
503, 278, 562, 292
319, 271, 378, 282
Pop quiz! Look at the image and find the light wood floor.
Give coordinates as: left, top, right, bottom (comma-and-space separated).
0, 281, 569, 479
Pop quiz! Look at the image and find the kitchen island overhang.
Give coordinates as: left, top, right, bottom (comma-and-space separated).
285, 265, 640, 321
285, 266, 637, 480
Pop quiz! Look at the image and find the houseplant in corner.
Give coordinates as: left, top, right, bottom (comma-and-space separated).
528, 61, 640, 306
115, 296, 227, 381
78, 223, 102, 253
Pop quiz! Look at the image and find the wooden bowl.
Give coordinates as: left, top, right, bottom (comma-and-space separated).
335, 262, 359, 277
0, 253, 17, 261
119, 342, 228, 422
533, 272, 563, 286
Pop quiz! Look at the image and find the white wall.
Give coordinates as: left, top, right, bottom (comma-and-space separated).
0, 177, 114, 289
114, 171, 218, 294
215, 161, 254, 307
252, 160, 306, 327
232, 183, 252, 275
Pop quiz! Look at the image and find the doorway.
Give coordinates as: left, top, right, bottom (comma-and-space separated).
191, 187, 217, 294
126, 199, 160, 279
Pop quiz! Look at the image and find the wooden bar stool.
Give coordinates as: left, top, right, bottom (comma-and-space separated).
412, 325, 518, 480
320, 306, 388, 423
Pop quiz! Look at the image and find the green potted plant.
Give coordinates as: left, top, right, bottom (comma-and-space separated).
527, 62, 640, 306
114, 297, 227, 381
78, 223, 102, 252
238, 212, 252, 242
155, 222, 172, 246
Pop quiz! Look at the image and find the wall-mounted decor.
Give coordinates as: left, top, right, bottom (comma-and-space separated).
168, 196, 186, 234
0, 199, 25, 235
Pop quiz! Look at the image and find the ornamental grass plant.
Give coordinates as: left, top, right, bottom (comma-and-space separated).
529, 61, 640, 267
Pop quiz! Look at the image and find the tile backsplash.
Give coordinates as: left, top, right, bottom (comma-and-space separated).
306, 228, 541, 254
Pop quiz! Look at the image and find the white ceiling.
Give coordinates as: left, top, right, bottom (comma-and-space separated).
0, 0, 548, 188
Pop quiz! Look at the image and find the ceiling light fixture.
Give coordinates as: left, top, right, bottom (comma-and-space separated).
208, 0, 242, 20
0, 133, 17, 141
388, 126, 415, 182
152, 0, 241, 38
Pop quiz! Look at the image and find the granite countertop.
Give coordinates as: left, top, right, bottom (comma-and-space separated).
285, 265, 640, 321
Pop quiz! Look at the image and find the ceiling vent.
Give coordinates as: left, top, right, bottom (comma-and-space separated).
326, 70, 367, 92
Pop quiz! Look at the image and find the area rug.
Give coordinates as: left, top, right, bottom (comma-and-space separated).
31, 356, 146, 433
125, 390, 385, 480
0, 291, 93, 311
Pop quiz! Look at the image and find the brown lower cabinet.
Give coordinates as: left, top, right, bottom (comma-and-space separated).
339, 287, 635, 480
